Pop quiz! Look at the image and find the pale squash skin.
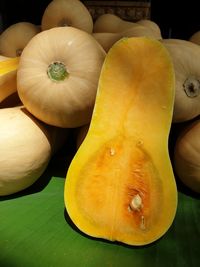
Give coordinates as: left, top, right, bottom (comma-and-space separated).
0, 106, 68, 196
0, 56, 19, 102
161, 39, 200, 122
93, 13, 138, 33
92, 32, 122, 53
65, 37, 177, 246
174, 120, 200, 193
17, 26, 106, 128
0, 22, 40, 57
93, 25, 161, 53
41, 0, 93, 33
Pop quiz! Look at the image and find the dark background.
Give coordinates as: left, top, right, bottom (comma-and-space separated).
0, 0, 199, 40
151, 0, 200, 39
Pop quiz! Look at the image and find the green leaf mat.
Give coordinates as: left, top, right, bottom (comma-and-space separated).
0, 146, 200, 267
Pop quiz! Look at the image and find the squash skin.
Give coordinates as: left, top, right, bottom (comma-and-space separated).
136, 19, 162, 40
17, 26, 106, 128
65, 37, 177, 246
93, 25, 161, 53
0, 106, 68, 196
174, 120, 200, 193
93, 13, 138, 33
161, 39, 200, 122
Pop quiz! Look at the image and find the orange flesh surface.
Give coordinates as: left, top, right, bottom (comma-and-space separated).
77, 137, 162, 236
65, 37, 177, 246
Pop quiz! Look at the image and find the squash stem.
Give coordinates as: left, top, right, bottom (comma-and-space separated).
183, 77, 200, 98
47, 61, 68, 82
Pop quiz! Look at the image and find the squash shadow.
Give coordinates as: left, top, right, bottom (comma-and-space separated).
0, 164, 53, 201
0, 147, 76, 201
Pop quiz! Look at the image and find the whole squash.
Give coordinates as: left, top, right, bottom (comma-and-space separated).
136, 19, 162, 40
0, 22, 40, 57
161, 39, 200, 122
174, 119, 200, 193
17, 26, 106, 128
93, 13, 138, 33
0, 106, 68, 196
41, 0, 93, 33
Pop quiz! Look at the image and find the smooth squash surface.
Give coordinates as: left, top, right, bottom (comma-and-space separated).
65, 37, 177, 246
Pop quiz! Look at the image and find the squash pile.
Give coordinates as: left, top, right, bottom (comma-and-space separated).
0, 0, 199, 246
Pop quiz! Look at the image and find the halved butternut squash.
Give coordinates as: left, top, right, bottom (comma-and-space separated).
64, 37, 177, 246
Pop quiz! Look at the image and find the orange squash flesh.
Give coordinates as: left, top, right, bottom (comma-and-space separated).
64, 37, 177, 246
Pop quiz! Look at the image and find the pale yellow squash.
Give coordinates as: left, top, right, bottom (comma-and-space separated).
0, 22, 40, 57
161, 39, 200, 122
0, 106, 68, 196
41, 0, 93, 33
136, 19, 162, 40
93, 13, 138, 33
17, 26, 106, 128
174, 120, 200, 193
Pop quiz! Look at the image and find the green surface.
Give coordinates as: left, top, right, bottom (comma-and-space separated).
0, 152, 200, 267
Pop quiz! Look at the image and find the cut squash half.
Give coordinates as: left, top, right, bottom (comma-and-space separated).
64, 37, 177, 246
0, 56, 19, 102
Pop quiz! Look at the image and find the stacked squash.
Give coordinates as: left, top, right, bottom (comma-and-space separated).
0, 0, 199, 247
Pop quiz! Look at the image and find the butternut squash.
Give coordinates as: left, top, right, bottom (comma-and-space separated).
161, 39, 200, 122
93, 13, 138, 33
136, 19, 162, 40
174, 120, 200, 193
65, 37, 177, 246
0, 22, 40, 57
17, 26, 106, 128
0, 106, 68, 196
41, 0, 93, 33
